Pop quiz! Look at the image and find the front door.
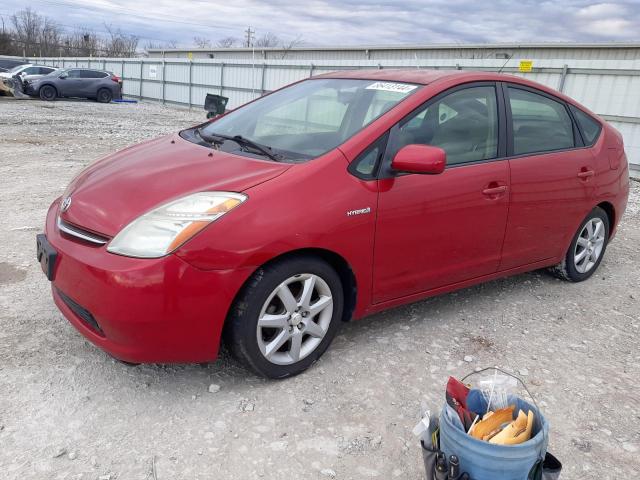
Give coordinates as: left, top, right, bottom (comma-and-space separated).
372, 84, 510, 303
59, 69, 84, 97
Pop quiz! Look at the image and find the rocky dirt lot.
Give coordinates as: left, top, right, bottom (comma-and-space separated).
1, 97, 639, 480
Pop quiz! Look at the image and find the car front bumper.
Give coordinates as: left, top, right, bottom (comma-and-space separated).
42, 200, 254, 363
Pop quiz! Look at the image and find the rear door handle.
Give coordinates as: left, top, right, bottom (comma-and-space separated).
482, 185, 508, 196
577, 169, 595, 179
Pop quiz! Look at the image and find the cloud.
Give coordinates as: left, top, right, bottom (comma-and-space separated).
10, 0, 640, 47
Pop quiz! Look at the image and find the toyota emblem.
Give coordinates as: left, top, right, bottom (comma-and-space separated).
61, 196, 72, 212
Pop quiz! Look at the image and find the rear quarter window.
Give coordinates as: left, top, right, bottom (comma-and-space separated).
569, 105, 601, 146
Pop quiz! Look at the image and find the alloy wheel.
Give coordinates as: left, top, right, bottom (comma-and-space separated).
574, 218, 605, 274
256, 273, 333, 365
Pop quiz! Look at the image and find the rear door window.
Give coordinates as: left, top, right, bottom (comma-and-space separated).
569, 105, 601, 146
508, 87, 575, 155
79, 70, 106, 79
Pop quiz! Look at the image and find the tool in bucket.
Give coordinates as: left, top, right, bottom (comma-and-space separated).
417, 367, 562, 480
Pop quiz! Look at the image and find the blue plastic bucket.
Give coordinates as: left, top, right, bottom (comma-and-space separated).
439, 395, 549, 480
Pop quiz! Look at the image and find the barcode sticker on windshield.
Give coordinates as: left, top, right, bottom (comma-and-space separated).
366, 82, 417, 93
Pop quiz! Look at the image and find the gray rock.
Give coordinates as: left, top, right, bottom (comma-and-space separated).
463, 355, 474, 363
208, 384, 221, 393
53, 447, 67, 458
321, 468, 337, 478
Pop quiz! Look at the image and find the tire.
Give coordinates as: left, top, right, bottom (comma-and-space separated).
96, 88, 113, 103
549, 206, 609, 282
224, 256, 344, 378
39, 85, 57, 101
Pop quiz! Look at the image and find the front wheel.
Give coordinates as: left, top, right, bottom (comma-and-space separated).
550, 207, 609, 282
39, 85, 57, 101
224, 256, 344, 378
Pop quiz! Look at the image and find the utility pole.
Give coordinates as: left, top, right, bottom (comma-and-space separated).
244, 27, 254, 48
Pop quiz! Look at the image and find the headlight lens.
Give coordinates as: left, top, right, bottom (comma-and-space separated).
107, 192, 246, 258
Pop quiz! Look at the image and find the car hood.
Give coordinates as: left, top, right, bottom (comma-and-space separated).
59, 133, 290, 236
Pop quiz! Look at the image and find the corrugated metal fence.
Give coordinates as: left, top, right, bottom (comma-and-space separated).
25, 56, 640, 169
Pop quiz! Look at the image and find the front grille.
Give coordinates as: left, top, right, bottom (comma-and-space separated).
57, 217, 109, 245
57, 289, 105, 336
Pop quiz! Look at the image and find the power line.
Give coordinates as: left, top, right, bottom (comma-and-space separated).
0, 10, 174, 44
28, 0, 244, 34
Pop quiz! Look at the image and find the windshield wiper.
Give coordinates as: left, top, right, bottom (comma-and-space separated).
196, 129, 280, 162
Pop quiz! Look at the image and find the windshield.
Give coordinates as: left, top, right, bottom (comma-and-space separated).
198, 78, 419, 161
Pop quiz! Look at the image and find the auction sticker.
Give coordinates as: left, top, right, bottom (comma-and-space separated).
366, 82, 417, 93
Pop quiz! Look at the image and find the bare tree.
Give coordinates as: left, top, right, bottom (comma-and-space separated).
0, 15, 15, 55
67, 28, 100, 57
11, 8, 42, 56
103, 23, 138, 57
279, 34, 304, 59
254, 32, 279, 48
193, 36, 211, 48
216, 36, 237, 48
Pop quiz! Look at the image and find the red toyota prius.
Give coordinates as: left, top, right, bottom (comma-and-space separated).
37, 70, 629, 377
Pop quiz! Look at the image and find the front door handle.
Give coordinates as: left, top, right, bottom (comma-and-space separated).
577, 169, 595, 179
482, 185, 508, 196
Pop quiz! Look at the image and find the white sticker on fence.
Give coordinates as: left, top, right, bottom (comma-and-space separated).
149, 65, 157, 79
366, 82, 417, 93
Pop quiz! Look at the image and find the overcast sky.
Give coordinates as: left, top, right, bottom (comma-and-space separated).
3, 0, 640, 47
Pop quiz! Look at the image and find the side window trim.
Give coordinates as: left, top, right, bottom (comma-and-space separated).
567, 104, 602, 147
348, 132, 390, 180
502, 82, 584, 158
379, 81, 505, 178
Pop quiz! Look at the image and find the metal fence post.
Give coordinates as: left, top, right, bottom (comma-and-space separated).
161, 59, 166, 105
139, 60, 144, 99
261, 63, 266, 94
188, 60, 193, 108
309, 63, 314, 77
558, 64, 569, 93
219, 62, 224, 96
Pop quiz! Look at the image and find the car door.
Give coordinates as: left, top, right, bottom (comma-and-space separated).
372, 83, 510, 303
499, 84, 596, 270
59, 69, 84, 96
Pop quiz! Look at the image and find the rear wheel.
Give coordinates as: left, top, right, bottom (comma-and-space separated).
224, 256, 343, 378
550, 207, 609, 282
96, 88, 113, 103
39, 85, 57, 101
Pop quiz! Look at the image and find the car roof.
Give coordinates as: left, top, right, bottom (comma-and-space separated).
63, 67, 107, 71
314, 68, 535, 86
313, 68, 578, 104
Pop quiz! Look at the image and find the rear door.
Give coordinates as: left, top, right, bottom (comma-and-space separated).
499, 84, 596, 270
372, 83, 510, 303
82, 70, 109, 97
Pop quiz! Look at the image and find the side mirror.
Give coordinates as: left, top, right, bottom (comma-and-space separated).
391, 144, 446, 175
59, 72, 68, 79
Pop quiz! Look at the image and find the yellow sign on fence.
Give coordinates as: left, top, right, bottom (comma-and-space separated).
519, 60, 533, 72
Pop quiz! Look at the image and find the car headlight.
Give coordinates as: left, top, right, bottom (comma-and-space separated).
107, 192, 247, 258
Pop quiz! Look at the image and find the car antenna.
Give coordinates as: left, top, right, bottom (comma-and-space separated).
497, 54, 513, 74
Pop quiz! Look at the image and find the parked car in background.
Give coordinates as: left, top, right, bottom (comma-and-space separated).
0, 64, 58, 96
37, 70, 629, 378
0, 58, 28, 73
25, 68, 122, 103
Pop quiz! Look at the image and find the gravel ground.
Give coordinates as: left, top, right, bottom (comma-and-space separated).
1, 97, 639, 480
